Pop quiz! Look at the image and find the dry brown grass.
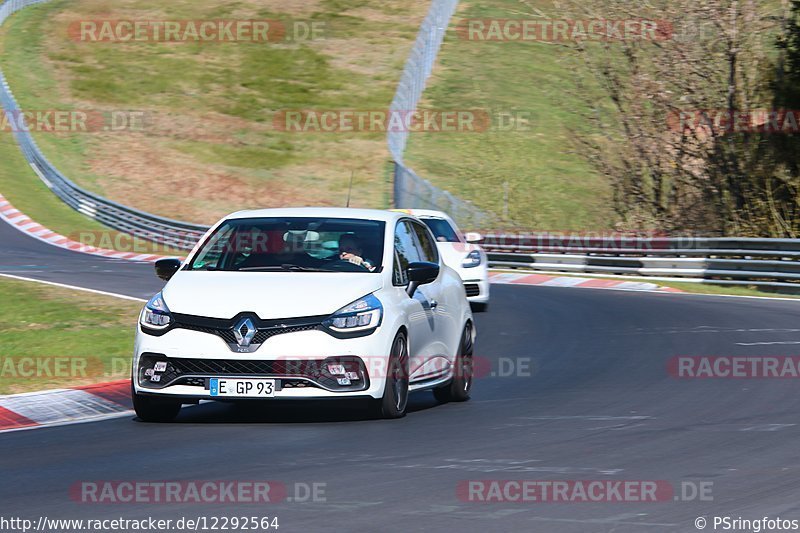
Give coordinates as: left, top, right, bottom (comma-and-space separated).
5, 0, 430, 222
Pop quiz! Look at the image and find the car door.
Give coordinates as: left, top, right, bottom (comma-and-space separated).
407, 220, 458, 361
393, 220, 438, 377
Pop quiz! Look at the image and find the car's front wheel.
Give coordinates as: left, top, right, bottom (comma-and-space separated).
132, 383, 182, 422
375, 331, 409, 419
434, 322, 474, 403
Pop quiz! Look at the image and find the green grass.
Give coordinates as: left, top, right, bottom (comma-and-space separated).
0, 0, 425, 227
660, 281, 800, 299
0, 277, 142, 394
404, 0, 616, 229
0, 133, 109, 238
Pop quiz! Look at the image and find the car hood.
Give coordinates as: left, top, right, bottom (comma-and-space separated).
162, 271, 384, 319
436, 242, 481, 270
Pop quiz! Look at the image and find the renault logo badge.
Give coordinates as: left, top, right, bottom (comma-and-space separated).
233, 317, 256, 347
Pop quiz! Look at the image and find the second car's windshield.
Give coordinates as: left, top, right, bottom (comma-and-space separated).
188, 217, 385, 273
421, 218, 460, 243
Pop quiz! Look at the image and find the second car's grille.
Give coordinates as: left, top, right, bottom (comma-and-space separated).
464, 283, 481, 297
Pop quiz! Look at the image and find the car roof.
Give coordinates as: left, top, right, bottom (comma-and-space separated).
390, 208, 453, 220
225, 207, 404, 223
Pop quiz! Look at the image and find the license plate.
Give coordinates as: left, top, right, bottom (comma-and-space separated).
209, 378, 275, 398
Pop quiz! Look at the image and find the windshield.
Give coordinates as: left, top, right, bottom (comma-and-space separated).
188, 217, 385, 273
421, 218, 460, 243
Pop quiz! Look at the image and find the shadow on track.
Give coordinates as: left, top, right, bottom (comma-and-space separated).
131, 391, 445, 425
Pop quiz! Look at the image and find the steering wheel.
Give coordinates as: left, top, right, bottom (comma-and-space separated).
328, 258, 370, 272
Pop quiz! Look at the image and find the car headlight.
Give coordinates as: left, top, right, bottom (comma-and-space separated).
323, 294, 383, 334
140, 291, 173, 331
462, 250, 483, 268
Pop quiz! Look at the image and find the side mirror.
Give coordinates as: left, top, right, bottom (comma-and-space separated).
464, 232, 483, 243
406, 261, 440, 296
155, 258, 182, 281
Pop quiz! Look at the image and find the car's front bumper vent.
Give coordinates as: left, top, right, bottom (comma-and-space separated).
464, 283, 481, 297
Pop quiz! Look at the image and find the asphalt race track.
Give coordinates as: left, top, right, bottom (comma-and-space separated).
3, 221, 800, 532
0, 221, 162, 299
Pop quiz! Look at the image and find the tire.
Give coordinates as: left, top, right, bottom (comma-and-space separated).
434, 322, 474, 403
470, 302, 489, 313
132, 383, 182, 422
375, 332, 409, 419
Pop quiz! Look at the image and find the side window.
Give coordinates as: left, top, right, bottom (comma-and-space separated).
410, 222, 439, 264
394, 221, 422, 286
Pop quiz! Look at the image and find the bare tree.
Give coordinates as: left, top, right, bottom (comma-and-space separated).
562, 0, 790, 235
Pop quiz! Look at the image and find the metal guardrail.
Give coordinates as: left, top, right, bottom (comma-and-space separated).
0, 0, 209, 250
387, 0, 491, 228
481, 235, 800, 290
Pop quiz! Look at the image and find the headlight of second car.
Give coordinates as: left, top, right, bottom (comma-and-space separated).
462, 250, 483, 268
323, 293, 383, 335
140, 291, 173, 331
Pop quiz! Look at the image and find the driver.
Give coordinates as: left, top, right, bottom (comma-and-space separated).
339, 233, 376, 272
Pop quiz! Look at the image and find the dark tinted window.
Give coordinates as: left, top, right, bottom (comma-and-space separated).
421, 218, 460, 243
189, 217, 385, 273
410, 222, 439, 263
394, 221, 421, 285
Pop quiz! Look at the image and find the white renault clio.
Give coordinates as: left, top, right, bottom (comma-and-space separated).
133, 208, 475, 421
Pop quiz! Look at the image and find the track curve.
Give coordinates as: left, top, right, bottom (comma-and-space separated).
0, 219, 162, 299
3, 221, 800, 532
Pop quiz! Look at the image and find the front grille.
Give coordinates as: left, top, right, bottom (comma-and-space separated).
464, 283, 481, 297
138, 353, 369, 392
167, 312, 325, 350
253, 324, 319, 344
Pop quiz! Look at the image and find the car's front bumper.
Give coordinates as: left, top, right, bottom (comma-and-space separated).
133, 326, 394, 400
451, 261, 490, 304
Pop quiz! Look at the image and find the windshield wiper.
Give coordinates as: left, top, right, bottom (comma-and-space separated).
238, 264, 335, 272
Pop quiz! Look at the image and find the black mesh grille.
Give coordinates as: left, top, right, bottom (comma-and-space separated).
464, 283, 481, 297
252, 324, 319, 344
168, 313, 324, 348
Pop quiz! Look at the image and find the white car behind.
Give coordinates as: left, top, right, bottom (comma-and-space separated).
393, 209, 489, 311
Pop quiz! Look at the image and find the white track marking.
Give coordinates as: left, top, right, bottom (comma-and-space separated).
736, 340, 800, 346
0, 272, 146, 302
0, 410, 133, 434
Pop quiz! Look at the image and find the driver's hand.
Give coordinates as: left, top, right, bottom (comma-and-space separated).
341, 252, 364, 266
341, 253, 374, 271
